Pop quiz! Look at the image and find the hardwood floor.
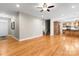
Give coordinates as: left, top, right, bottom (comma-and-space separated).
0, 35, 79, 56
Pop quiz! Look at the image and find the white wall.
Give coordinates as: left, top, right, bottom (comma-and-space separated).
0, 19, 8, 36
50, 19, 54, 36
19, 12, 43, 40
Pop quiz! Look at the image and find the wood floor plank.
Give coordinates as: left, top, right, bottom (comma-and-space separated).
0, 35, 79, 56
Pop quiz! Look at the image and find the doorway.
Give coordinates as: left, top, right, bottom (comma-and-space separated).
43, 20, 50, 35
54, 21, 60, 35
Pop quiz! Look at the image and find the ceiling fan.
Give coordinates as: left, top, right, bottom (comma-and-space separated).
37, 3, 55, 12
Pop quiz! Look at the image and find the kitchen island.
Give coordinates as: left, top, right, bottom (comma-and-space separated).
63, 27, 79, 37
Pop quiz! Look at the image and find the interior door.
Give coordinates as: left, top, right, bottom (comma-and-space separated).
0, 20, 8, 36
54, 21, 60, 35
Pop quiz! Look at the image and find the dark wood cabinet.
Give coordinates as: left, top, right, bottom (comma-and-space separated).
54, 21, 60, 35
63, 30, 79, 37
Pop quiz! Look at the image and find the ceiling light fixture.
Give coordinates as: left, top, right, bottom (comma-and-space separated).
43, 7, 47, 11
37, 3, 55, 12
16, 4, 20, 8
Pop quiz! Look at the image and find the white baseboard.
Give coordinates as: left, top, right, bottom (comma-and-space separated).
50, 34, 54, 36
19, 34, 43, 41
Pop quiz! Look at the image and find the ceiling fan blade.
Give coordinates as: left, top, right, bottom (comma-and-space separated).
48, 5, 54, 8
40, 10, 43, 12
47, 9, 50, 12
36, 7, 42, 9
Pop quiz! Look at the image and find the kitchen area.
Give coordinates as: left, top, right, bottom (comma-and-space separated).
62, 20, 79, 37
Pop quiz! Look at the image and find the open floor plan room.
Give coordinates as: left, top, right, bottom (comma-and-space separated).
0, 3, 79, 56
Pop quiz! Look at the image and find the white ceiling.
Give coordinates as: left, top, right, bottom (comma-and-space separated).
0, 3, 79, 19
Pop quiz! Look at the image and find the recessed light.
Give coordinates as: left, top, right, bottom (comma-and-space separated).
72, 6, 75, 8
16, 4, 20, 8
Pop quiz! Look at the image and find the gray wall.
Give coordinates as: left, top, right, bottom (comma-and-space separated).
19, 12, 43, 40
14, 12, 19, 39
8, 18, 11, 35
